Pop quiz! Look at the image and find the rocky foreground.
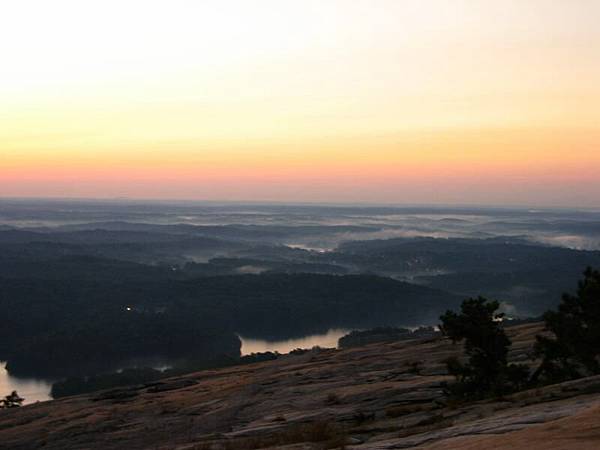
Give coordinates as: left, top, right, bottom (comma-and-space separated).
1, 323, 600, 449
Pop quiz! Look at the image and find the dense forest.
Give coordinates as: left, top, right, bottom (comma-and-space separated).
0, 250, 459, 376
2, 202, 600, 383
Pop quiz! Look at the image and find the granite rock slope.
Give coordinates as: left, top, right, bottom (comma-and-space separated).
1, 323, 599, 450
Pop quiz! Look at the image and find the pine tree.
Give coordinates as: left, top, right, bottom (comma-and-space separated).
0, 391, 24, 408
440, 297, 528, 399
533, 268, 600, 383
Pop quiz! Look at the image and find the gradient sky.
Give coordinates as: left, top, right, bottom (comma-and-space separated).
1, 0, 599, 206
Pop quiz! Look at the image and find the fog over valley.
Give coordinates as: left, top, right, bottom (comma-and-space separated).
1, 199, 600, 404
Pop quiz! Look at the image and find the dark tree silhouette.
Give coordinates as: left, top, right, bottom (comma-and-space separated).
0, 391, 24, 408
533, 267, 600, 383
440, 297, 528, 399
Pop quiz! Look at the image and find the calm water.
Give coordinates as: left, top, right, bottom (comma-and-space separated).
239, 329, 349, 355
0, 329, 351, 404
0, 362, 53, 405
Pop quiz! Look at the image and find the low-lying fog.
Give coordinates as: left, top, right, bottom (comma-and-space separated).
2, 199, 599, 250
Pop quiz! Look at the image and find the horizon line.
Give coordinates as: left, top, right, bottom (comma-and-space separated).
1, 195, 598, 213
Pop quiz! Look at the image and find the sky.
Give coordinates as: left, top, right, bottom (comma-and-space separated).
1, 0, 599, 207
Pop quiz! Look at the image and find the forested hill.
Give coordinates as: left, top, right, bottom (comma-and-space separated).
0, 258, 460, 377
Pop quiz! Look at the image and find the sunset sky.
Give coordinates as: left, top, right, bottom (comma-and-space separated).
1, 0, 599, 206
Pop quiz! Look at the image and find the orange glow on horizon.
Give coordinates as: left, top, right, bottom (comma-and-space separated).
1, 1, 599, 206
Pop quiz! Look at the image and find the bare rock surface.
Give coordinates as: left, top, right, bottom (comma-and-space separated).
1, 323, 600, 449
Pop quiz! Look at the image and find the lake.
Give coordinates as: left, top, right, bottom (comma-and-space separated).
0, 329, 352, 404
239, 328, 350, 355
0, 362, 53, 405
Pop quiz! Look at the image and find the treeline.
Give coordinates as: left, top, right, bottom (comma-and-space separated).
333, 237, 600, 316
338, 326, 438, 349
51, 352, 280, 398
0, 257, 460, 377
